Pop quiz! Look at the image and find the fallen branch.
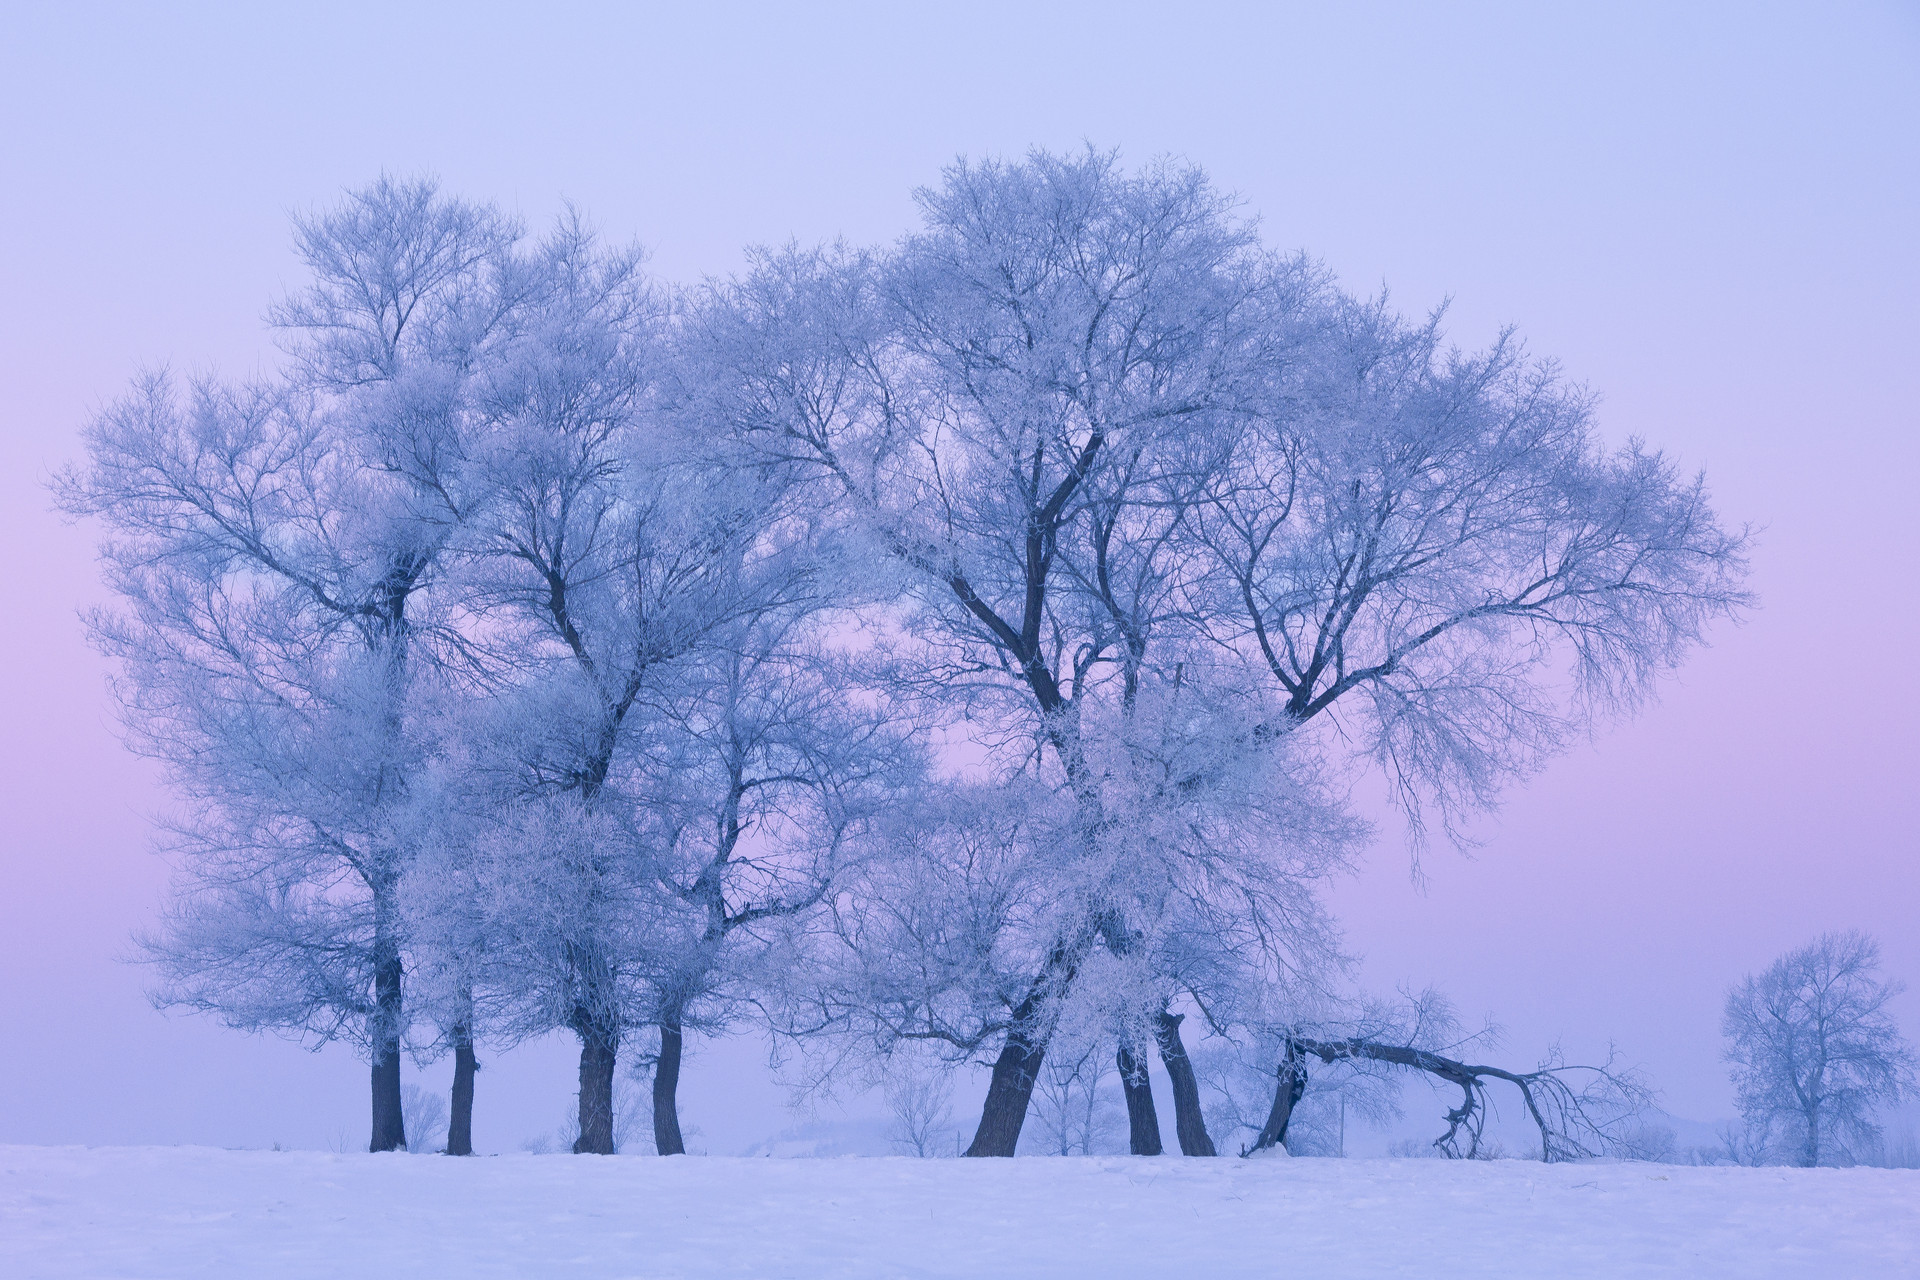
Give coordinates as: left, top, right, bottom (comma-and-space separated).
1244, 1034, 1649, 1162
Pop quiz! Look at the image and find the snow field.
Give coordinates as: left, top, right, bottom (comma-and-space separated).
3, 1144, 1915, 1279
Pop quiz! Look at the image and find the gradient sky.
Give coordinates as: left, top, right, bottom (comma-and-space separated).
3, 1, 1915, 1153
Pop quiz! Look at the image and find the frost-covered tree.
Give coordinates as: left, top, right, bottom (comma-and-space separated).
443, 217, 734, 1154
1723, 931, 1916, 1166
690, 148, 1353, 1157
400, 1082, 449, 1154
633, 597, 919, 1153
687, 146, 1747, 1158
58, 178, 518, 1150
400, 738, 517, 1154
1199, 290, 1752, 836
1193, 272, 1750, 1135
444, 214, 901, 1154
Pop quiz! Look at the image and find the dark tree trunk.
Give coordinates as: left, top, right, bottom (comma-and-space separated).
446, 1023, 477, 1156
369, 1050, 404, 1153
1247, 1043, 1306, 1155
653, 1019, 687, 1155
965, 1024, 1049, 1157
368, 953, 406, 1153
1154, 1012, 1217, 1156
965, 945, 1080, 1157
1116, 1038, 1164, 1155
573, 1023, 620, 1154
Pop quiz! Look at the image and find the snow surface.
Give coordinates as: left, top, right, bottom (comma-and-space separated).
3, 1144, 1915, 1278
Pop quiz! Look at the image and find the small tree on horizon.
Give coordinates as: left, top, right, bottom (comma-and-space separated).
1722, 931, 1916, 1167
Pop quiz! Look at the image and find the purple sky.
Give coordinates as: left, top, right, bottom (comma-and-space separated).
3, 2, 1915, 1152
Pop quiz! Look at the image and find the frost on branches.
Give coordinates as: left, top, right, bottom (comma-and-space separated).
1722, 932, 1916, 1167
61, 152, 1751, 1159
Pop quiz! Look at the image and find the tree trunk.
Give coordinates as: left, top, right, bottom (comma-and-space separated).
1154, 1012, 1217, 1156
573, 1024, 620, 1154
1246, 1044, 1306, 1155
368, 953, 406, 1153
446, 1023, 477, 1156
653, 1019, 687, 1155
1116, 1038, 1164, 1155
964, 945, 1080, 1157
965, 1024, 1049, 1157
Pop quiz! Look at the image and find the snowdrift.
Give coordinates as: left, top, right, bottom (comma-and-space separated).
3, 1144, 1914, 1278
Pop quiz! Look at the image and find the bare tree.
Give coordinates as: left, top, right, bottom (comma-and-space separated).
1196, 1000, 1409, 1156
884, 1055, 957, 1157
1028, 1038, 1123, 1156
400, 1082, 449, 1154
1723, 931, 1916, 1167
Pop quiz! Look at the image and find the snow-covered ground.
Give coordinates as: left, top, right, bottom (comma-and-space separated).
4, 1145, 1915, 1278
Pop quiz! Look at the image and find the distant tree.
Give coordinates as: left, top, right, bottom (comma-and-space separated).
1708, 1118, 1777, 1167
883, 1053, 958, 1157
400, 1082, 449, 1153
1027, 1037, 1124, 1157
1723, 931, 1916, 1166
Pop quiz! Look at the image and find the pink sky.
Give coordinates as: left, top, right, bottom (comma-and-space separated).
2, 2, 1914, 1151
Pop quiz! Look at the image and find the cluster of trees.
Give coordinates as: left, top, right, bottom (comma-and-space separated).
61, 151, 1752, 1158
